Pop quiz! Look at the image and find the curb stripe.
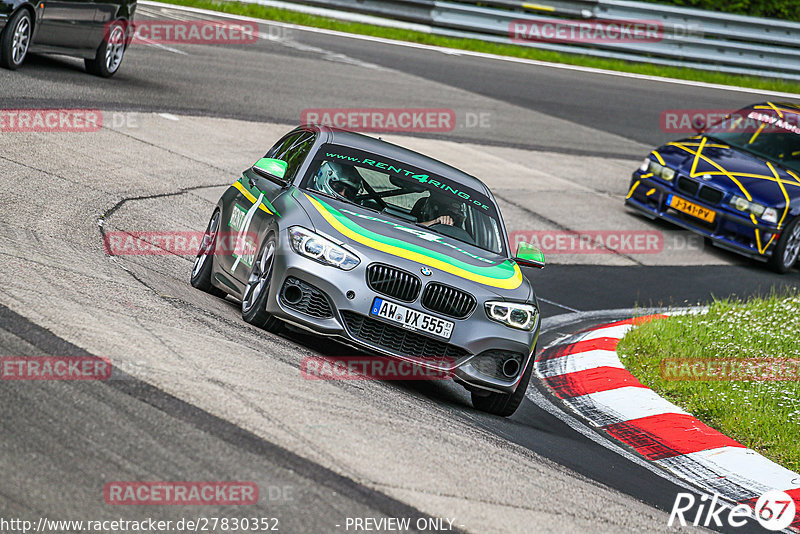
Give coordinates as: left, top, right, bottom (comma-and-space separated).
535, 313, 800, 530
569, 386, 688, 426
604, 413, 745, 460
545, 367, 646, 398
537, 350, 624, 378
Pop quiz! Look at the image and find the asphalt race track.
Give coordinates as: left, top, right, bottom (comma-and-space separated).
1, 4, 798, 533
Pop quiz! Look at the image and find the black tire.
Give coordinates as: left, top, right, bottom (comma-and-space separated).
241, 235, 284, 334
85, 21, 126, 77
190, 210, 226, 297
768, 217, 800, 274
471, 352, 534, 417
0, 9, 32, 70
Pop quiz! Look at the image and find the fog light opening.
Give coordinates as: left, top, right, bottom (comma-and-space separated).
502, 358, 520, 378
283, 285, 303, 305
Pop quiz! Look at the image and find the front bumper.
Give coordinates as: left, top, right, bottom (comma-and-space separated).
264, 228, 539, 394
625, 171, 779, 261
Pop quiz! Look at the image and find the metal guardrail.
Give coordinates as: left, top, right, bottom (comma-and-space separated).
270, 0, 800, 82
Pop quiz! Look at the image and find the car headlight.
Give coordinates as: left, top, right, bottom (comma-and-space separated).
485, 301, 538, 331
639, 158, 650, 172
646, 160, 675, 181
728, 196, 777, 223
289, 227, 360, 270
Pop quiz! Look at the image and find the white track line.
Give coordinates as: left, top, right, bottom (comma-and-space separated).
142, 0, 800, 98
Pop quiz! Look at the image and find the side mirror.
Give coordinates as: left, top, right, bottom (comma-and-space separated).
514, 242, 545, 269
253, 158, 288, 181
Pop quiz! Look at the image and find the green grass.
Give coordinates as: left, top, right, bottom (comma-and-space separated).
617, 292, 800, 472
156, 0, 800, 95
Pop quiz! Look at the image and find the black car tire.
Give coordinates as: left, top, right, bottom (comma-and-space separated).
85, 20, 126, 77
241, 234, 284, 334
190, 210, 226, 297
471, 352, 533, 417
0, 9, 32, 70
768, 217, 800, 274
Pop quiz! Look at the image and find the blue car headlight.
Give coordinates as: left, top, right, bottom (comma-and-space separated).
485, 301, 538, 331
289, 227, 360, 270
729, 196, 778, 223
644, 159, 675, 181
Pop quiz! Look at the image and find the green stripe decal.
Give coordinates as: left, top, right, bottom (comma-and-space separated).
306, 193, 522, 290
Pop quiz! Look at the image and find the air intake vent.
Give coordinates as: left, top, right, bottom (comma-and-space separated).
367, 264, 421, 302
341, 311, 468, 362
676, 176, 700, 197
698, 186, 723, 205
421, 283, 476, 319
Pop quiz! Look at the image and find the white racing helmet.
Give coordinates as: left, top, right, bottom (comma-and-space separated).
314, 161, 363, 201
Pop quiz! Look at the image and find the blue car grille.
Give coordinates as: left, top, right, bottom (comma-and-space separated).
676, 175, 724, 206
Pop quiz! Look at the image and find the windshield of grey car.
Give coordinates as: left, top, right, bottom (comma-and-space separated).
301, 145, 506, 255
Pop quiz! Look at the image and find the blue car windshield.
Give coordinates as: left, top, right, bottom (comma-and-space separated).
704, 105, 800, 174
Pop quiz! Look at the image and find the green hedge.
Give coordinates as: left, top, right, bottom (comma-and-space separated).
636, 0, 799, 22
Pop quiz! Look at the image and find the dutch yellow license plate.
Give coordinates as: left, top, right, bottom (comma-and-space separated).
668, 195, 716, 223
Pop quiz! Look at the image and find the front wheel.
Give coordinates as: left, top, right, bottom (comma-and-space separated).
241, 235, 284, 334
85, 21, 126, 77
0, 9, 32, 70
190, 210, 226, 297
471, 354, 533, 417
768, 217, 800, 274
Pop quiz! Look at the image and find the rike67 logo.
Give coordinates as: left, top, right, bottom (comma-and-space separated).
669, 490, 797, 531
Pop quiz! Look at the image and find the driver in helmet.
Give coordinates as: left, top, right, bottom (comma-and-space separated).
418, 194, 466, 228
314, 161, 363, 202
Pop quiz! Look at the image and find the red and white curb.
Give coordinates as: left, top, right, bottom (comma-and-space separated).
535, 315, 800, 530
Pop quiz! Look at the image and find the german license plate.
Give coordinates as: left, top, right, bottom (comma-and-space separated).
370, 297, 454, 340
668, 194, 716, 223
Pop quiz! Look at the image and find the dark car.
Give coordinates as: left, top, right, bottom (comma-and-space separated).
626, 102, 800, 272
190, 125, 547, 416
0, 0, 134, 76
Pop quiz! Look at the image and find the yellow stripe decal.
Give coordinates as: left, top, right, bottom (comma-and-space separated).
626, 180, 641, 199
766, 162, 790, 230
766, 101, 784, 119
689, 136, 706, 178
748, 123, 765, 145
305, 194, 523, 290
651, 151, 665, 165
233, 180, 272, 214
670, 142, 752, 200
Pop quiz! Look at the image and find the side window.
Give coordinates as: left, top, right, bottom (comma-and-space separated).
279, 132, 315, 180
264, 132, 315, 181
264, 133, 297, 159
